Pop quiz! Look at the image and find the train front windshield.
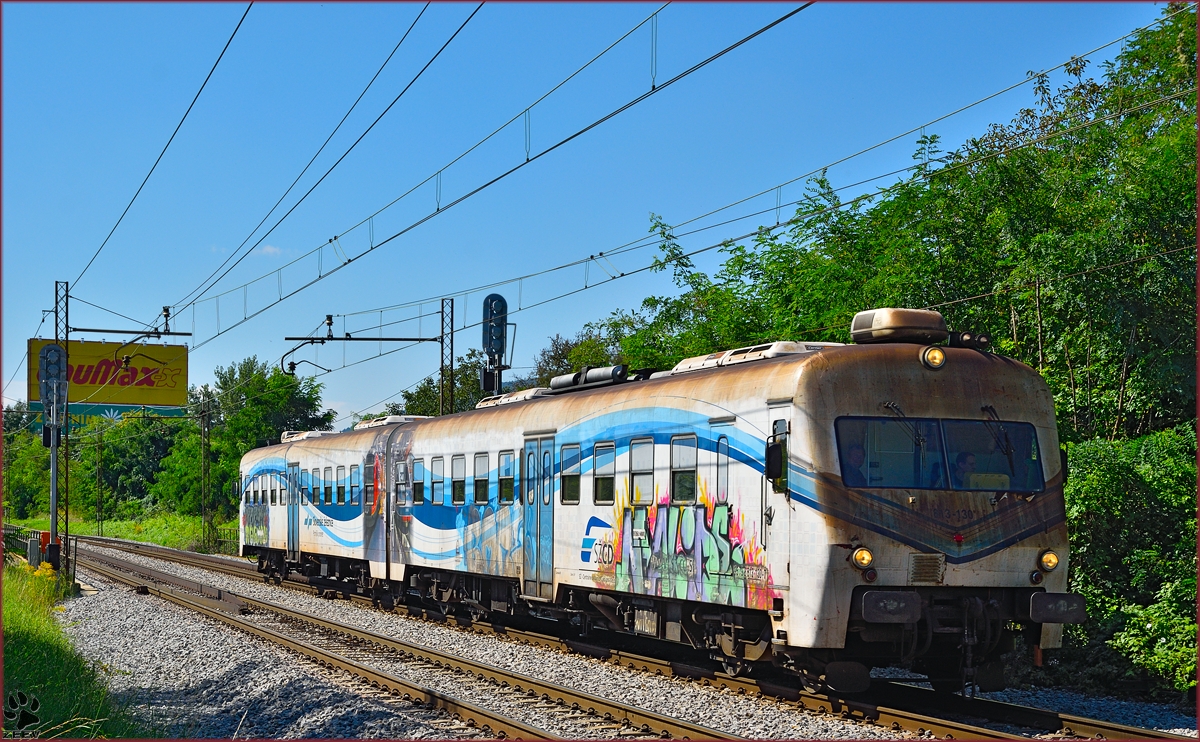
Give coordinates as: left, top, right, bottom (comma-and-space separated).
835, 416, 1044, 492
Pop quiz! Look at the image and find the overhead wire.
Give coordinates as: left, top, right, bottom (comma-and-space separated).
72, 2, 253, 290
160, 3, 814, 353
321, 2, 1200, 323
173, 2, 432, 310
180, 3, 484, 311
295, 84, 1194, 379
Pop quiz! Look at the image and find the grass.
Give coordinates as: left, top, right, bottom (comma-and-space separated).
5, 512, 234, 553
2, 562, 155, 738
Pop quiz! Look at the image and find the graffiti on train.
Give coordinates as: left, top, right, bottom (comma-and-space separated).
590, 478, 775, 609
243, 504, 269, 546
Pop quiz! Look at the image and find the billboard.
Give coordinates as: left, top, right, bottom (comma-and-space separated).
27, 339, 188, 408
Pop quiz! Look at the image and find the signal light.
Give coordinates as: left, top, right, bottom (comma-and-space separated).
1029, 570, 1044, 585
862, 568, 878, 582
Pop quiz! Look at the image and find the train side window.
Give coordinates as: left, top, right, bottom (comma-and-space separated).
451, 455, 466, 505
630, 438, 654, 505
498, 451, 515, 504
560, 445, 581, 504
671, 435, 698, 503
311, 469, 318, 505
412, 458, 426, 504
593, 443, 615, 504
473, 453, 489, 505
431, 457, 444, 505
525, 450, 537, 504
336, 466, 347, 505
394, 459, 406, 505
324, 467, 333, 505
270, 482, 277, 506
300, 469, 310, 505
350, 464, 361, 506
717, 436, 729, 501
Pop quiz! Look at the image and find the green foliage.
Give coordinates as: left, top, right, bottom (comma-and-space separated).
400, 349, 489, 415
2, 431, 50, 519
2, 564, 153, 737
594, 6, 1196, 440
1063, 424, 1197, 691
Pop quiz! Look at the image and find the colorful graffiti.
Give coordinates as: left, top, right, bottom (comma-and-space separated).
590, 477, 776, 609
243, 504, 269, 546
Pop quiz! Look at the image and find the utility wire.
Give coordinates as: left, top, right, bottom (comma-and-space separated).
296, 85, 1194, 378
195, 0, 1180, 327
173, 2, 432, 309
73, 2, 252, 290
170, 3, 814, 352
183, 3, 483, 311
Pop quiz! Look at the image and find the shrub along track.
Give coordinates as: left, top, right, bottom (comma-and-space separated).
75, 535, 1192, 740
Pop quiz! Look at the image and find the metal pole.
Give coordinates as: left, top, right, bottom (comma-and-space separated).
440, 298, 454, 415
96, 434, 103, 537
48, 380, 59, 548
201, 399, 212, 550
54, 280, 70, 575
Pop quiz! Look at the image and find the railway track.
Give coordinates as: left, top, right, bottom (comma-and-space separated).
76, 547, 740, 740
75, 535, 1194, 741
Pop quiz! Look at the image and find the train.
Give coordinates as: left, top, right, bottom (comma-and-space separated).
238, 307, 1086, 693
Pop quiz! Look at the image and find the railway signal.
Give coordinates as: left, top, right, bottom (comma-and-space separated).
480, 293, 511, 397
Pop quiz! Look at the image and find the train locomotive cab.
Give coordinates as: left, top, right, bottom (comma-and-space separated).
769, 308, 1086, 693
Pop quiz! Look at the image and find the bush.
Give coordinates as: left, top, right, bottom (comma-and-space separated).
1063, 423, 1197, 692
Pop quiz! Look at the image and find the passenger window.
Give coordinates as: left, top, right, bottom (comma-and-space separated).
270, 485, 277, 506
451, 455, 466, 505
350, 464, 361, 506
431, 457, 444, 505
301, 469, 310, 505
593, 443, 615, 504
525, 451, 537, 504
630, 438, 654, 505
336, 466, 347, 505
473, 453, 489, 505
717, 436, 729, 502
324, 466, 333, 505
311, 469, 319, 504
366, 459, 377, 504
671, 435, 697, 503
394, 459, 407, 505
498, 451, 515, 504
561, 445, 581, 504
412, 458, 426, 504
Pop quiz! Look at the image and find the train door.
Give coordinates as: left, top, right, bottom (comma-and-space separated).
764, 405, 792, 550
522, 436, 555, 599
286, 461, 300, 562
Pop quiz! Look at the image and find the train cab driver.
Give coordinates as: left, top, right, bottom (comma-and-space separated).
952, 452, 976, 488
843, 443, 867, 487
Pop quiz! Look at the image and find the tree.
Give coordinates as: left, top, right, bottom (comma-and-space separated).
400, 349, 488, 416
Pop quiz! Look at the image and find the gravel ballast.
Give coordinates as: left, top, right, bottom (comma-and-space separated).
62, 570, 467, 739
70, 545, 902, 739
71, 543, 1196, 738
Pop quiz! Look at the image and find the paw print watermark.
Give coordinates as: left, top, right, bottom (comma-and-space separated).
3, 691, 40, 738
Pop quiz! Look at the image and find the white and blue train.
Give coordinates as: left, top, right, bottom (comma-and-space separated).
239, 308, 1085, 692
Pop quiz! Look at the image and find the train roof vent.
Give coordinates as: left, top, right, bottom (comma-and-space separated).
475, 387, 552, 409
851, 308, 948, 344
666, 341, 844, 375
672, 350, 731, 374
352, 415, 429, 430
280, 430, 332, 442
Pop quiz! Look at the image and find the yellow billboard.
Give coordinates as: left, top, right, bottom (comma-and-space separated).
27, 339, 188, 407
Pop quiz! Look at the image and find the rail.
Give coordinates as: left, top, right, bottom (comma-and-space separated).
75, 551, 559, 740
75, 534, 1194, 741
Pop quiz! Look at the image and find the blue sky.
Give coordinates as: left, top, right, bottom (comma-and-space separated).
2, 2, 1165, 425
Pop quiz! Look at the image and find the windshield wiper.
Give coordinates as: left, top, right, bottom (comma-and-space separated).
981, 405, 1016, 475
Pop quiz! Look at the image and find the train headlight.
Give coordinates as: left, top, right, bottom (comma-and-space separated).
1039, 550, 1059, 572
921, 346, 946, 369
851, 547, 874, 569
